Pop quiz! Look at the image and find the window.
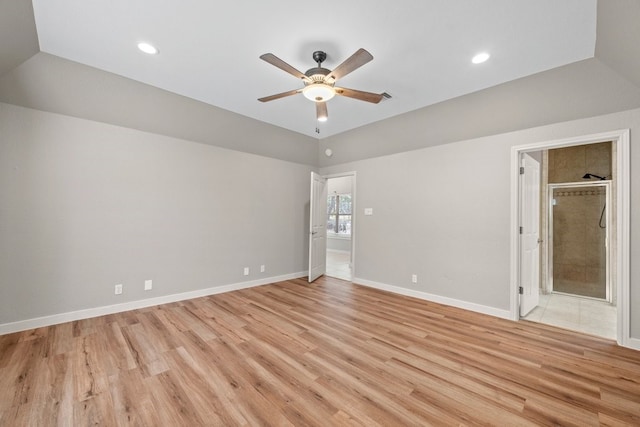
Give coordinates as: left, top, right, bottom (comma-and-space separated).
327, 193, 351, 236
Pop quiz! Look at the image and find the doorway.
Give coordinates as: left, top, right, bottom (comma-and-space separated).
524, 145, 615, 338
511, 130, 630, 346
325, 174, 354, 281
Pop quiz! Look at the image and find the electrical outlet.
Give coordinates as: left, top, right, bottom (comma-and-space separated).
115, 284, 123, 295
243, 267, 249, 276
411, 274, 418, 284
260, 265, 265, 273
144, 279, 152, 291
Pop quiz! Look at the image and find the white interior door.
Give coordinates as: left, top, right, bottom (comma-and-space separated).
520, 153, 541, 316
308, 172, 327, 282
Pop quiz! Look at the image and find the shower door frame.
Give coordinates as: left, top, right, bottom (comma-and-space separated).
547, 181, 612, 302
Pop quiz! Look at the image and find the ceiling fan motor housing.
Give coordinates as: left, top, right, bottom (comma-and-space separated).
305, 67, 331, 81
305, 50, 332, 82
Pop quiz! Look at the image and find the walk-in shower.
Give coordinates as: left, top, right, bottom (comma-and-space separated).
548, 181, 610, 301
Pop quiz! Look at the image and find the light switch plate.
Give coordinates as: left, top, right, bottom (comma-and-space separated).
364, 208, 373, 216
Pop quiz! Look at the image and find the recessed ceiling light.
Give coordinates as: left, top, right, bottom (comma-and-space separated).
472, 52, 490, 64
137, 42, 159, 55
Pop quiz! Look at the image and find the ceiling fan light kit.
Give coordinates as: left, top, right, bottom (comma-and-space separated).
302, 84, 335, 102
258, 48, 387, 123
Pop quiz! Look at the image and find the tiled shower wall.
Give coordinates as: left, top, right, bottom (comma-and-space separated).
551, 186, 607, 298
547, 142, 612, 299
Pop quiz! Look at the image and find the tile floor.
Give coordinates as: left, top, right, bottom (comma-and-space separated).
326, 249, 352, 281
522, 292, 617, 339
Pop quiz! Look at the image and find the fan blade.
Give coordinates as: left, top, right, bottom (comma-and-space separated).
334, 87, 384, 104
258, 89, 301, 102
316, 101, 328, 122
327, 48, 374, 81
260, 53, 312, 82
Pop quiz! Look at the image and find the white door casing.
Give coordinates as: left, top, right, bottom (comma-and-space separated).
308, 172, 327, 282
510, 130, 630, 348
519, 153, 541, 316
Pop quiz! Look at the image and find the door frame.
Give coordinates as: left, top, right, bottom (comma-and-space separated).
510, 129, 630, 347
323, 171, 357, 279
547, 181, 612, 302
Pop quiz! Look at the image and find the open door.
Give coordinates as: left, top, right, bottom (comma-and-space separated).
519, 153, 541, 316
308, 172, 327, 282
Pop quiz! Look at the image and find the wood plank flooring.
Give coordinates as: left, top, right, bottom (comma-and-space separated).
1, 276, 639, 426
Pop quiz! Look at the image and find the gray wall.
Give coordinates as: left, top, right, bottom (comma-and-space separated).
318, 59, 640, 168
0, 102, 313, 325
0, 53, 319, 166
321, 108, 640, 338
0, 0, 39, 77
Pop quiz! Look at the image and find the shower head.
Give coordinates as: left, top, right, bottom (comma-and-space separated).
582, 173, 607, 180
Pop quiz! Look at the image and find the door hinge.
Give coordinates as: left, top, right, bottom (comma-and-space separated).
519, 226, 523, 234
519, 286, 523, 295
519, 166, 525, 175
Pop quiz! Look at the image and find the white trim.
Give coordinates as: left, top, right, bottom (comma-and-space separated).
0, 272, 306, 335
617, 132, 631, 347
510, 129, 631, 348
628, 338, 640, 352
354, 277, 511, 320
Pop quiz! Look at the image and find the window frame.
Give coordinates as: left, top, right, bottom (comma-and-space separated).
327, 193, 352, 238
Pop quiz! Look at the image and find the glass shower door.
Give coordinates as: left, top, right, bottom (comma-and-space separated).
550, 183, 609, 300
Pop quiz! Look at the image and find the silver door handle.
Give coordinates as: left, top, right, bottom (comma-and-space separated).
311, 231, 318, 235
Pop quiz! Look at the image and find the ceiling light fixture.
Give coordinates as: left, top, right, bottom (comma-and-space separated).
472, 52, 490, 64
303, 83, 336, 102
137, 42, 159, 55
259, 49, 386, 123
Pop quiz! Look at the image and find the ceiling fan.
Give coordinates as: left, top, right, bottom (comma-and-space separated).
258, 48, 388, 122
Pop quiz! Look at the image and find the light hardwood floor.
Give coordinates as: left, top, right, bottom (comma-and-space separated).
1, 276, 639, 426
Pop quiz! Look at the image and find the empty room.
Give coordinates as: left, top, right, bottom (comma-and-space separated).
1, 0, 640, 425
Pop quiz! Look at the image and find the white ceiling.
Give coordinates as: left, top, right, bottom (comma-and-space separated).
32, 0, 597, 140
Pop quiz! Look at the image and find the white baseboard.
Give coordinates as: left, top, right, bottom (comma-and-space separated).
353, 277, 512, 320
353, 278, 640, 351
0, 272, 307, 335
627, 337, 640, 351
